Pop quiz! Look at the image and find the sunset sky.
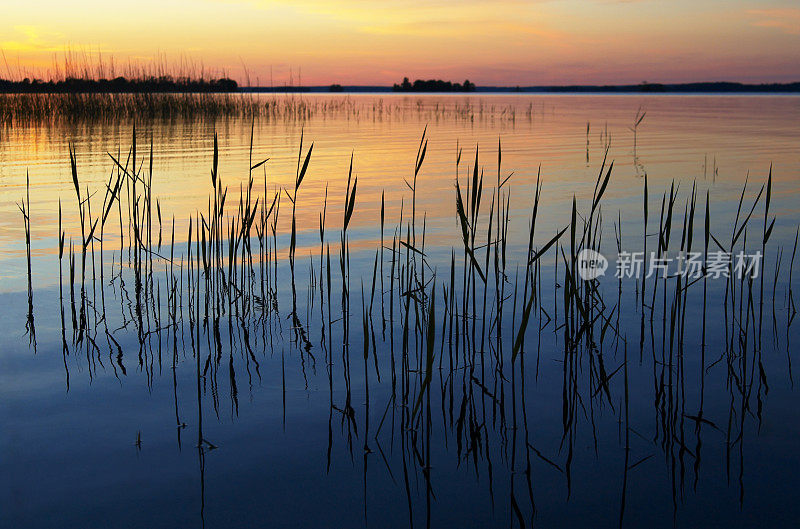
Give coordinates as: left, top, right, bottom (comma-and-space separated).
1, 0, 798, 86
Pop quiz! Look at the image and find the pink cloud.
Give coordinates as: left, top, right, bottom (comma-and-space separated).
748, 8, 800, 35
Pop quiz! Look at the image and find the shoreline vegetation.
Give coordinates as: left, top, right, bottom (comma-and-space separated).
0, 92, 529, 123
0, 75, 797, 95
0, 76, 238, 94
0, 71, 796, 123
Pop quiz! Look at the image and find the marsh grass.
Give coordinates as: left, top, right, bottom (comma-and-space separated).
13, 123, 798, 527
0, 92, 528, 125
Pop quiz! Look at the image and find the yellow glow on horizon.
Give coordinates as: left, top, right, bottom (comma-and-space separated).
0, 0, 798, 85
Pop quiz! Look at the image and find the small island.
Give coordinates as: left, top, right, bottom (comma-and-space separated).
392, 77, 476, 92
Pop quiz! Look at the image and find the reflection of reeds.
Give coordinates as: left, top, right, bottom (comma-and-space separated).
790, 227, 798, 324
630, 106, 646, 157
16, 126, 799, 527
18, 170, 35, 348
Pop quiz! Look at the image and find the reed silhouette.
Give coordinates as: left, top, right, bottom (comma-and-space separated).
12, 124, 797, 528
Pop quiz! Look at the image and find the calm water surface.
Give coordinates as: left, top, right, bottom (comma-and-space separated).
1, 94, 799, 528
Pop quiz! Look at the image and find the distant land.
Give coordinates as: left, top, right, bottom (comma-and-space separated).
0, 77, 798, 94
391, 77, 476, 92
245, 81, 800, 94
0, 76, 238, 93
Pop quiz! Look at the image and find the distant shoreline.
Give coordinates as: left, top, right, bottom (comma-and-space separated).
243, 81, 800, 94
0, 77, 238, 94
1, 79, 797, 95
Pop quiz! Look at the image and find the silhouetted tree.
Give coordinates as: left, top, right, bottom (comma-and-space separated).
0, 76, 239, 93
392, 77, 477, 92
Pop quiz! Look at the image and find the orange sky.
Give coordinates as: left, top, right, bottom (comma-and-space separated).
1, 0, 798, 85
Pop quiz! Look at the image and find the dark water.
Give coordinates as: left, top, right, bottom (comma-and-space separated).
1, 94, 799, 528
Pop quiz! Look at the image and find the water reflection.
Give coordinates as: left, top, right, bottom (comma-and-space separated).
1, 94, 800, 528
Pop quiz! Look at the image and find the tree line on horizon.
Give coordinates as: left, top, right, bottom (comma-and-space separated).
392, 77, 476, 92
2, 74, 796, 94
0, 76, 239, 94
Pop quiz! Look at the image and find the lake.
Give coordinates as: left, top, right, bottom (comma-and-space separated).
1, 93, 799, 528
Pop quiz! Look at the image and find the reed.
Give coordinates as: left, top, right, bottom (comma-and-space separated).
17, 170, 35, 348
11, 125, 797, 528
0, 92, 525, 125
